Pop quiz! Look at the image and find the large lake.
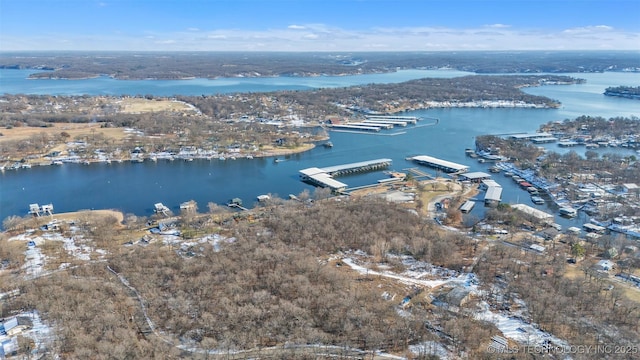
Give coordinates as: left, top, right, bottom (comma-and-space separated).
1, 69, 639, 228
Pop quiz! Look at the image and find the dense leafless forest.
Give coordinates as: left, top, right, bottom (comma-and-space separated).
1, 51, 638, 79
2, 197, 639, 359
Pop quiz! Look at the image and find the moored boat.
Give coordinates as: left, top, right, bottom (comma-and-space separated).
531, 196, 545, 205
559, 207, 577, 217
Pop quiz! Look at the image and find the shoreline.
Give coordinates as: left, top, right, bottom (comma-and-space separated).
0, 143, 318, 170
2, 209, 125, 233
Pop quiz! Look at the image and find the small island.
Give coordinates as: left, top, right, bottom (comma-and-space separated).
604, 86, 640, 100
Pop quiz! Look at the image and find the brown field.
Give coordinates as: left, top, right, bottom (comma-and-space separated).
17, 209, 125, 230
50, 209, 124, 225
119, 98, 195, 113
0, 123, 127, 144
257, 143, 315, 157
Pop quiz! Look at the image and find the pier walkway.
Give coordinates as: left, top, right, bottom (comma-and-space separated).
403, 167, 433, 179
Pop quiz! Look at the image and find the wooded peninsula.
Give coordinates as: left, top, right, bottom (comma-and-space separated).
0, 74, 578, 165
1, 51, 638, 80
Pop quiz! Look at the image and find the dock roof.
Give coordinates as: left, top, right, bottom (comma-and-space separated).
482, 179, 502, 188
320, 158, 392, 174
460, 172, 491, 180
411, 155, 468, 172
512, 204, 554, 221
485, 186, 503, 202
308, 173, 348, 190
460, 200, 476, 212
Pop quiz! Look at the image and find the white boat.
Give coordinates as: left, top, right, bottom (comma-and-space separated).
257, 194, 271, 202
531, 196, 545, 205
559, 207, 577, 217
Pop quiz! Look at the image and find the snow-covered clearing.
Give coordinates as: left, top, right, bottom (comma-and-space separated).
341, 251, 569, 351
10, 226, 108, 279
475, 301, 569, 348
409, 341, 451, 360
342, 256, 476, 289
0, 311, 55, 356
22, 240, 47, 279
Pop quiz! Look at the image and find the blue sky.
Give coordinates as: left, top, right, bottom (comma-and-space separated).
1, 0, 639, 51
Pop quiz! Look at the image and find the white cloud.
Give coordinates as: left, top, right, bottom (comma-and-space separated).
3, 23, 639, 51
563, 25, 614, 34
486, 24, 511, 29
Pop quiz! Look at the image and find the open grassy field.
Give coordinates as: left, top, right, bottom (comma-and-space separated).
118, 98, 196, 114
0, 123, 127, 144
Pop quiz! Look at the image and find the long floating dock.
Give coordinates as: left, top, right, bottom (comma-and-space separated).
348, 122, 393, 129
408, 155, 469, 174
300, 158, 392, 191
365, 115, 420, 124
322, 158, 393, 176
362, 119, 408, 127
327, 124, 381, 132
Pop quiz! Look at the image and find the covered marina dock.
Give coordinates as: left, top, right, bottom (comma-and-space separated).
321, 158, 392, 176
459, 172, 491, 182
365, 115, 420, 124
460, 200, 476, 213
299, 168, 348, 191
362, 119, 408, 127
409, 155, 469, 174
299, 158, 392, 191
327, 124, 381, 132
348, 122, 393, 129
484, 186, 503, 205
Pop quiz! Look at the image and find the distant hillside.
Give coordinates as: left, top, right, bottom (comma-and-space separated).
1, 51, 638, 80
604, 86, 640, 100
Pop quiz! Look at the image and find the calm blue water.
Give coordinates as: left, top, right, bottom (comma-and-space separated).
0, 68, 472, 96
1, 69, 639, 229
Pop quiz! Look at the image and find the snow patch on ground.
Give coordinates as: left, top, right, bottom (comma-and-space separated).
10, 228, 107, 279
22, 242, 47, 279
409, 341, 451, 359
342, 251, 567, 352
475, 301, 569, 348
342, 256, 477, 290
